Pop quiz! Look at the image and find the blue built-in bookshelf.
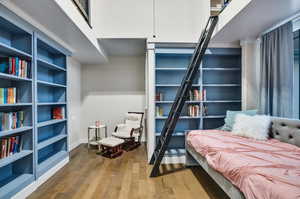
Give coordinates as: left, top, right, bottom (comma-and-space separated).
35, 38, 68, 178
154, 47, 241, 160
0, 14, 68, 198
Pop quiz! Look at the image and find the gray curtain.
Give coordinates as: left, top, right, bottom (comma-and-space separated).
259, 22, 294, 117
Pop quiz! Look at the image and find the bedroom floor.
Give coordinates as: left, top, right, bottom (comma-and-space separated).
28, 144, 229, 199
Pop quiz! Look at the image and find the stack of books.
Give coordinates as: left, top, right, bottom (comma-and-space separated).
0, 87, 17, 104
156, 92, 164, 101
0, 135, 23, 159
188, 105, 200, 117
156, 106, 164, 117
52, 107, 65, 119
189, 89, 207, 101
0, 57, 31, 78
0, 111, 25, 131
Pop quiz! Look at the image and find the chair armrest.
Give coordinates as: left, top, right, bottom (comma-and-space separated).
114, 124, 126, 132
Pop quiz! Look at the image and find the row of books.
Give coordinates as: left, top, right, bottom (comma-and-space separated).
0, 135, 23, 159
189, 89, 207, 101
188, 105, 200, 117
156, 89, 207, 102
52, 107, 65, 119
0, 111, 25, 131
0, 57, 31, 78
0, 87, 16, 104
188, 105, 209, 117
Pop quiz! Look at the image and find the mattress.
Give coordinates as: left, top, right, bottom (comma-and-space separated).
187, 130, 300, 199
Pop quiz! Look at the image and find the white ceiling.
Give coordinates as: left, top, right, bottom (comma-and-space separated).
98, 38, 146, 56
3, 0, 107, 64
213, 0, 300, 42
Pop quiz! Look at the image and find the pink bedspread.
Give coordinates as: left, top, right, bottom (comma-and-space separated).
187, 130, 300, 199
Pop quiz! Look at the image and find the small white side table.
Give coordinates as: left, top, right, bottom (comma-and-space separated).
87, 125, 108, 149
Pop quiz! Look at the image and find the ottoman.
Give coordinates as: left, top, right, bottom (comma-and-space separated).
98, 137, 124, 158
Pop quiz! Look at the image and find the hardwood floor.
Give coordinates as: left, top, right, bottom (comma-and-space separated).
28, 144, 229, 199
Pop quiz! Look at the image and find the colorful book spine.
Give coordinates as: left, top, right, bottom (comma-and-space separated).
0, 135, 23, 159
0, 111, 25, 131
0, 57, 31, 78
52, 107, 65, 119
0, 87, 16, 104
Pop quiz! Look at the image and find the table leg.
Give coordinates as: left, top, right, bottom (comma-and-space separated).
88, 128, 90, 149
105, 126, 108, 137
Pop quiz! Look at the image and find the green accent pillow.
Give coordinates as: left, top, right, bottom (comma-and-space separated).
221, 110, 257, 131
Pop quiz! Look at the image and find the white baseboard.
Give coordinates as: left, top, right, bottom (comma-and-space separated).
12, 157, 69, 199
69, 140, 81, 151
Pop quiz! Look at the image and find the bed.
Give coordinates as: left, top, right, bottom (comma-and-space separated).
185, 117, 300, 199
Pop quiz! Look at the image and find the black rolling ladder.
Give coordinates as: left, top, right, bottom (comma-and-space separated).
149, 16, 219, 177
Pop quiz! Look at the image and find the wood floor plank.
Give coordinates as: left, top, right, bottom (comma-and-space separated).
28, 144, 229, 199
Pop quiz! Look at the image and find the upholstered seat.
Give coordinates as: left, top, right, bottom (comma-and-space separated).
99, 137, 124, 147
112, 112, 144, 150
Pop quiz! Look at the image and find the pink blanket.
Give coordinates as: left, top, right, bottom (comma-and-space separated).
187, 130, 300, 199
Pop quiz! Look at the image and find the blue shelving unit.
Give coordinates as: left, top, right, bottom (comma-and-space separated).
0, 15, 34, 199
0, 14, 69, 198
154, 47, 241, 158
35, 37, 68, 178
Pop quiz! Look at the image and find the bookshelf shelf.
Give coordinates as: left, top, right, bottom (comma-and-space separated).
203, 84, 241, 87
0, 174, 34, 199
151, 47, 241, 163
203, 115, 226, 119
155, 84, 201, 87
37, 80, 67, 88
202, 67, 240, 71
37, 59, 66, 72
156, 116, 201, 119
37, 119, 67, 128
0, 126, 33, 138
156, 101, 201, 104
37, 102, 66, 106
0, 42, 32, 60
165, 148, 185, 156
37, 134, 67, 150
0, 150, 32, 168
0, 73, 32, 82
37, 151, 67, 177
0, 103, 32, 107
156, 132, 185, 136
204, 100, 241, 103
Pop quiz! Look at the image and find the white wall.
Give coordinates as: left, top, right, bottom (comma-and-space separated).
241, 40, 260, 110
81, 56, 146, 142
67, 57, 82, 150
92, 0, 210, 43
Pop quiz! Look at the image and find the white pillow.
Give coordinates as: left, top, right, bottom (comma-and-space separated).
231, 114, 271, 140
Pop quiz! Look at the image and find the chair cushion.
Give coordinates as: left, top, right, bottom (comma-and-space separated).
112, 131, 131, 138
99, 137, 124, 147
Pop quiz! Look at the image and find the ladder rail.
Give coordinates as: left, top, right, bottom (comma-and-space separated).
149, 16, 219, 177
149, 18, 212, 158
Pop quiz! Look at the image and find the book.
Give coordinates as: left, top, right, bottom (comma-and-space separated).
0, 135, 23, 159
0, 111, 25, 131
188, 105, 200, 117
0, 87, 16, 104
52, 107, 65, 119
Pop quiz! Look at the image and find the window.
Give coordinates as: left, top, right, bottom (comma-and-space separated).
72, 0, 90, 26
